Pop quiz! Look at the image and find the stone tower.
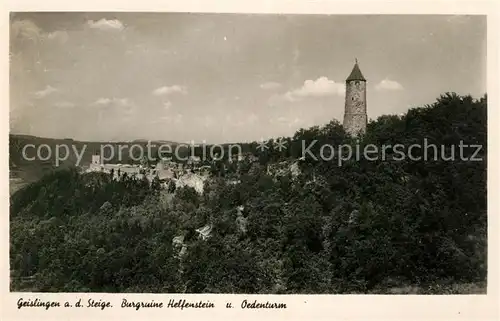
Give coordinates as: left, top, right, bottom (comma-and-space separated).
91, 154, 101, 165
343, 59, 367, 136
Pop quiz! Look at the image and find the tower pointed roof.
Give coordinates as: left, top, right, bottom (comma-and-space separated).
346, 59, 366, 82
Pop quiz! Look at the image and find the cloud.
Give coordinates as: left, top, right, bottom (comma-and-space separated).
11, 19, 69, 44
375, 79, 404, 91
34, 85, 58, 98
91, 97, 131, 106
87, 19, 125, 31
274, 116, 303, 128
93, 98, 112, 105
153, 113, 183, 125
173, 114, 183, 124
152, 85, 188, 96
118, 98, 131, 106
11, 20, 42, 42
197, 115, 215, 128
123, 106, 135, 116
47, 30, 68, 42
260, 82, 282, 90
54, 101, 75, 108
247, 113, 259, 124
280, 77, 345, 102
163, 101, 172, 110
446, 16, 472, 24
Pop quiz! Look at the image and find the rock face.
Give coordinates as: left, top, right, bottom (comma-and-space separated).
267, 160, 302, 178
289, 162, 301, 178
99, 201, 112, 211
172, 235, 184, 246
348, 209, 359, 225
175, 173, 208, 194
157, 168, 175, 180
235, 205, 247, 234
195, 225, 212, 240
172, 235, 187, 258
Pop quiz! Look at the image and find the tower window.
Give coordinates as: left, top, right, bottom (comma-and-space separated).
355, 81, 360, 85
352, 97, 354, 101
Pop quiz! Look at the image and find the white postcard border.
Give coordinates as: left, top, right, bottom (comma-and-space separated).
1, 1, 498, 320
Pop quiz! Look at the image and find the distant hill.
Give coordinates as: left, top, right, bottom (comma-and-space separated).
9, 134, 180, 185
131, 139, 176, 144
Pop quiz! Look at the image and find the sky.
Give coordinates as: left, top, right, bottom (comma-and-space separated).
10, 13, 486, 143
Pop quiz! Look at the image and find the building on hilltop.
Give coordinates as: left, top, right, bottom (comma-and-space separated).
89, 153, 103, 171
91, 154, 101, 166
343, 59, 367, 136
187, 155, 201, 165
229, 152, 259, 163
87, 152, 142, 176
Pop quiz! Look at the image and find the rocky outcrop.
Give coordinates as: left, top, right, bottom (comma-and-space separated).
99, 201, 112, 211
267, 160, 302, 178
235, 205, 247, 234
172, 235, 187, 258
195, 225, 212, 240
175, 173, 208, 194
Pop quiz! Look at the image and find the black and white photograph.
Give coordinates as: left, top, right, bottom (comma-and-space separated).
8, 11, 488, 298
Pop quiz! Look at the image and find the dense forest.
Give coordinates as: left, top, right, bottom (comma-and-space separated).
10, 93, 487, 293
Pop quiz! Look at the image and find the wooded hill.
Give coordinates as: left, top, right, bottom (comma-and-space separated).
10, 93, 487, 293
